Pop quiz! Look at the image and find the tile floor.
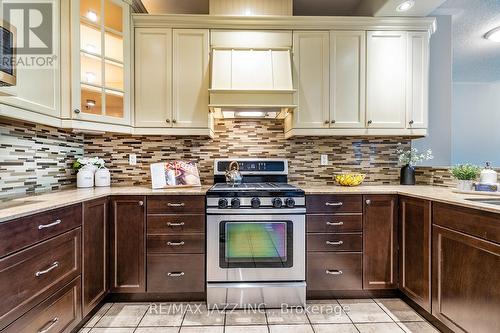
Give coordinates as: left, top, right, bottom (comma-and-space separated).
79, 298, 441, 333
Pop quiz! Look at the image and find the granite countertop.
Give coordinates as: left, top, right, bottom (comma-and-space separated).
0, 186, 211, 223
303, 185, 500, 215
0, 184, 499, 223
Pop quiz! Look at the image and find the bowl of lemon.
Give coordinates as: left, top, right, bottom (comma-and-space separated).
334, 173, 366, 186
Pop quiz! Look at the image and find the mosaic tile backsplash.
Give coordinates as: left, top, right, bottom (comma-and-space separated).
84, 119, 412, 186
0, 118, 84, 198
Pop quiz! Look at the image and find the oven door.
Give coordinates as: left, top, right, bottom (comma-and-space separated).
207, 213, 305, 282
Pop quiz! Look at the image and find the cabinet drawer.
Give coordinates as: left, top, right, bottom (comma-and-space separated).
307, 233, 362, 252
147, 254, 205, 293
0, 229, 81, 328
147, 214, 205, 234
307, 214, 362, 233
147, 196, 205, 214
433, 203, 500, 244
0, 204, 82, 258
306, 195, 362, 214
307, 252, 362, 291
3, 277, 82, 333
147, 234, 205, 254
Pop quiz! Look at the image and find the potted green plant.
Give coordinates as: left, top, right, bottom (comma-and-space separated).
396, 144, 434, 185
449, 164, 481, 191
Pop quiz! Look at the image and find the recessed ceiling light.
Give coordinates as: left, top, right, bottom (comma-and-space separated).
396, 0, 415, 12
485, 26, 500, 42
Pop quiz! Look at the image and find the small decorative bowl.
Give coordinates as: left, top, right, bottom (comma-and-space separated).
334, 173, 366, 186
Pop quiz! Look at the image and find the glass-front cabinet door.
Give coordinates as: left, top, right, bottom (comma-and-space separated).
71, 0, 130, 125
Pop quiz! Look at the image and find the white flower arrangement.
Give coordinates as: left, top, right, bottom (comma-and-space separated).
72, 156, 105, 170
396, 143, 434, 166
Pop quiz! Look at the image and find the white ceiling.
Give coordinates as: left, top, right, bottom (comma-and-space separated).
140, 0, 444, 16
432, 0, 500, 82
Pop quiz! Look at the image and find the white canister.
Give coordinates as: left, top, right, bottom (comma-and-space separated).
480, 162, 498, 184
95, 168, 111, 187
77, 167, 95, 188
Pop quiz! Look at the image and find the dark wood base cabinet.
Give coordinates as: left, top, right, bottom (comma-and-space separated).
363, 195, 398, 290
432, 225, 500, 333
147, 254, 205, 293
82, 198, 108, 316
399, 197, 431, 312
3, 277, 82, 333
307, 252, 362, 291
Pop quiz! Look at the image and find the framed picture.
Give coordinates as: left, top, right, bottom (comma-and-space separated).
150, 161, 201, 189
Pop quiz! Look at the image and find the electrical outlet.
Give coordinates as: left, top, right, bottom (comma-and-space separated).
320, 154, 328, 166
129, 153, 137, 166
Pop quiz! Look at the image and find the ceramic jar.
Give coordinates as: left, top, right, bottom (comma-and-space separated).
77, 166, 95, 188
456, 179, 474, 191
95, 168, 111, 187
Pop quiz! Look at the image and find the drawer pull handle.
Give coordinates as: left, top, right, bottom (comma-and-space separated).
38, 219, 61, 230
167, 272, 185, 277
35, 261, 59, 277
326, 269, 343, 275
325, 202, 343, 206
167, 222, 185, 227
326, 240, 344, 246
167, 203, 185, 207
167, 241, 185, 246
38, 317, 59, 333
326, 221, 344, 226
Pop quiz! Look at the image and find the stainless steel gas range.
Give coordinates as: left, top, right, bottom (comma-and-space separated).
206, 159, 306, 308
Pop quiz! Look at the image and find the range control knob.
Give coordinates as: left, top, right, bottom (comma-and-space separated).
272, 198, 283, 208
251, 197, 261, 208
285, 198, 295, 208
231, 198, 240, 208
218, 198, 228, 209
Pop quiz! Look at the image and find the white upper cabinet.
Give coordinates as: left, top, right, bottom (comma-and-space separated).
292, 31, 330, 128
70, 0, 131, 126
172, 29, 210, 128
329, 31, 365, 128
134, 28, 172, 128
0, 0, 60, 124
406, 32, 430, 129
366, 31, 407, 129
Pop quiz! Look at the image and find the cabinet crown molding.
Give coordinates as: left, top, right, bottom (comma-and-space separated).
132, 14, 436, 34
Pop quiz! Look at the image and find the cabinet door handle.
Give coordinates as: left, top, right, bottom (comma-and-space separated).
35, 261, 59, 277
409, 120, 414, 125
326, 269, 343, 275
38, 219, 61, 230
326, 240, 344, 246
37, 317, 59, 333
325, 202, 343, 206
367, 120, 373, 125
324, 120, 329, 124
172, 119, 177, 124
73, 109, 80, 114
167, 241, 185, 246
167, 272, 185, 277
167, 202, 185, 207
167, 222, 185, 227
331, 120, 336, 124
138, 201, 144, 206
326, 221, 344, 226
166, 119, 171, 123
365, 199, 371, 205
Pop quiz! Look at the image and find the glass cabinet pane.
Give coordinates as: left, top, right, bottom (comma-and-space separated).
80, 22, 101, 55
80, 0, 101, 24
104, 0, 122, 32
105, 90, 123, 118
104, 31, 123, 61
81, 84, 102, 115
104, 60, 123, 90
80, 53, 102, 86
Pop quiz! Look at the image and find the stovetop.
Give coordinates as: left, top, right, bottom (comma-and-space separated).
209, 182, 301, 192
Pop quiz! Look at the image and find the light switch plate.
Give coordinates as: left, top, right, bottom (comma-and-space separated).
320, 154, 328, 166
129, 153, 137, 166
